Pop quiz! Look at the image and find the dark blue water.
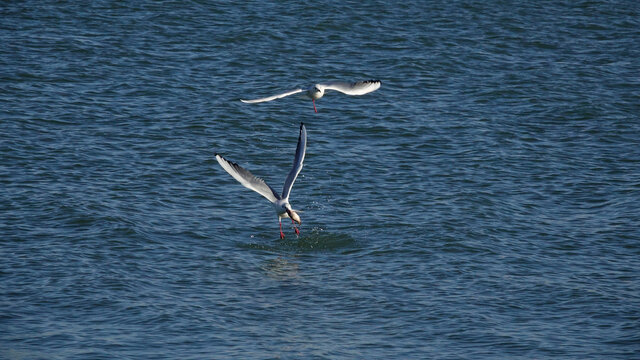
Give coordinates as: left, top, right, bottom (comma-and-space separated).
2, 1, 639, 359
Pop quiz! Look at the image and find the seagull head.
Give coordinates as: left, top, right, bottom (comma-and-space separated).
308, 85, 323, 100
286, 208, 301, 225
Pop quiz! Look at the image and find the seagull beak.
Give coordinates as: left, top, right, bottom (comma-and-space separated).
286, 209, 301, 225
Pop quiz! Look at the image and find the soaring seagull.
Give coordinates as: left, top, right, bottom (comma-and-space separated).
241, 80, 381, 112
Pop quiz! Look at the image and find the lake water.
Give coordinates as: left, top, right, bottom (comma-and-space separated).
1, 1, 639, 359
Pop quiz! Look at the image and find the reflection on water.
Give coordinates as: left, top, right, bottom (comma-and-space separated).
255, 229, 359, 281
261, 256, 300, 280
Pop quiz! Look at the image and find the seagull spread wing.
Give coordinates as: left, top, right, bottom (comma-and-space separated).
318, 80, 381, 96
240, 88, 304, 103
282, 123, 307, 201
216, 154, 280, 203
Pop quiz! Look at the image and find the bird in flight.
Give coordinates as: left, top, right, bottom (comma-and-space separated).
215, 123, 307, 239
241, 80, 381, 112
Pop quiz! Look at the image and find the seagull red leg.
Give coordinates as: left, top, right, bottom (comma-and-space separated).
279, 219, 285, 239
312, 99, 317, 113
291, 219, 300, 235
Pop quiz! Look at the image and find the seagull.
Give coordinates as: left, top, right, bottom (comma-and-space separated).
215, 123, 307, 239
240, 79, 381, 113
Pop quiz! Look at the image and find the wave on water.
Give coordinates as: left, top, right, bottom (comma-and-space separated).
238, 227, 358, 253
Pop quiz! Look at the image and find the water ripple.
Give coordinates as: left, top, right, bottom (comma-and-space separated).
2, 1, 639, 359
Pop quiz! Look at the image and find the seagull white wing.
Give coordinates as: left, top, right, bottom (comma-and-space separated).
318, 80, 381, 96
216, 154, 280, 203
240, 88, 304, 103
282, 123, 307, 200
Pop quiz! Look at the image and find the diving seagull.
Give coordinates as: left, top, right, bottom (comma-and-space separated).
215, 122, 307, 239
241, 80, 381, 113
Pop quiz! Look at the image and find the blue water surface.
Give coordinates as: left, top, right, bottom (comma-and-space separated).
1, 1, 639, 359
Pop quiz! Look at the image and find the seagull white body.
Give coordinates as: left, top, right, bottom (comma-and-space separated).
241, 80, 381, 112
215, 123, 307, 239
